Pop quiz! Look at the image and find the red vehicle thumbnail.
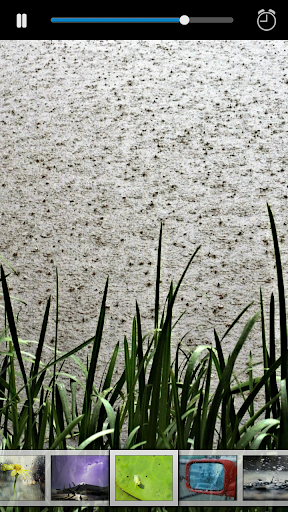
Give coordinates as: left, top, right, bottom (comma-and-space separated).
185, 459, 237, 499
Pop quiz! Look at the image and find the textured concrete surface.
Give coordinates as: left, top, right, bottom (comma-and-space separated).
1, 40, 288, 417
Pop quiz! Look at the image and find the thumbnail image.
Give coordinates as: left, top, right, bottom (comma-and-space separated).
0, 455, 45, 501
244, 455, 288, 501
115, 454, 173, 501
51, 455, 109, 501
179, 455, 237, 501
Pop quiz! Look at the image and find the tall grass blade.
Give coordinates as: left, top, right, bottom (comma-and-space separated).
146, 284, 172, 448
11, 407, 28, 449
0, 356, 9, 423
0, 255, 19, 275
30, 296, 51, 381
112, 407, 120, 449
267, 203, 288, 385
240, 392, 280, 435
204, 309, 260, 448
229, 356, 282, 447
248, 351, 254, 420
98, 396, 116, 446
56, 382, 72, 428
280, 379, 288, 449
79, 277, 108, 444
269, 292, 280, 418
235, 418, 279, 449
170, 368, 184, 449
49, 414, 84, 449
77, 428, 114, 450
154, 223, 162, 337
221, 302, 254, 341
260, 288, 271, 419
214, 329, 239, 447
214, 328, 225, 373
70, 378, 78, 421
200, 350, 212, 448
38, 399, 49, 449
1, 265, 28, 389
123, 426, 140, 449
136, 301, 145, 410
101, 341, 119, 392
193, 391, 203, 449
180, 345, 211, 420
8, 340, 19, 444
159, 283, 173, 434
49, 269, 59, 447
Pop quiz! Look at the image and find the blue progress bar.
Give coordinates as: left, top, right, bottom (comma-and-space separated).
51, 17, 180, 23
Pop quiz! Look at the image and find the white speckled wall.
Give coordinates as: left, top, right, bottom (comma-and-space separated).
1, 40, 288, 416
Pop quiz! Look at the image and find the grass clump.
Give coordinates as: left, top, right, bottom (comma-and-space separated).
0, 204, 288, 512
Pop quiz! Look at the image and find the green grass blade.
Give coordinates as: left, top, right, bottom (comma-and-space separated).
70, 378, 78, 421
229, 356, 282, 447
1, 265, 28, 388
123, 426, 140, 449
120, 337, 154, 434
124, 333, 135, 433
279, 379, 288, 449
131, 317, 137, 383
158, 284, 173, 434
170, 368, 184, 449
136, 301, 145, 410
79, 277, 108, 443
8, 345, 19, 444
260, 288, 271, 419
251, 432, 276, 449
49, 414, 84, 449
98, 396, 116, 445
11, 407, 28, 449
30, 296, 51, 380
101, 341, 119, 392
170, 246, 201, 314
0, 356, 9, 422
268, 203, 288, 383
112, 407, 121, 449
200, 350, 212, 448
38, 399, 50, 449
77, 428, 114, 450
239, 392, 280, 436
269, 292, 280, 418
248, 351, 254, 420
221, 302, 254, 341
56, 382, 72, 427
235, 419, 279, 449
50, 269, 59, 447
180, 345, 210, 419
107, 369, 126, 408
192, 391, 203, 449
0, 255, 19, 275
154, 223, 162, 335
214, 328, 225, 374
54, 385, 66, 449
204, 309, 260, 448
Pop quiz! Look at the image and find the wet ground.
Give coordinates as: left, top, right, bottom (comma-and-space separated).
51, 491, 108, 501
244, 470, 288, 501
1, 40, 288, 427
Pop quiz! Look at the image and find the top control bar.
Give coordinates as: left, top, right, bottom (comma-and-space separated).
51, 17, 233, 24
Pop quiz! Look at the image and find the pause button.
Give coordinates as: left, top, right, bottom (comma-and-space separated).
16, 13, 27, 28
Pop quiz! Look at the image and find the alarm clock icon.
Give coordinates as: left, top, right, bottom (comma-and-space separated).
257, 9, 276, 31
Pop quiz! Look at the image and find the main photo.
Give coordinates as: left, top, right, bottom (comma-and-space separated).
0, 40, 287, 511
